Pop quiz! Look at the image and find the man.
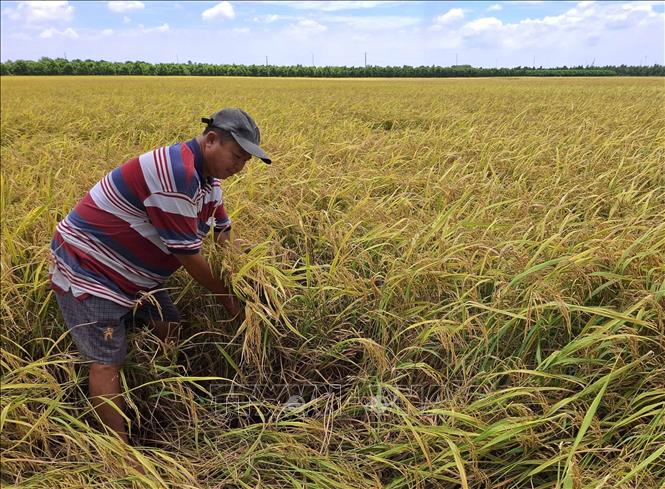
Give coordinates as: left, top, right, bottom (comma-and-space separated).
49, 108, 271, 445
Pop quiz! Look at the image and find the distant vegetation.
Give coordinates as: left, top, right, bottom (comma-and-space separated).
1, 57, 664, 77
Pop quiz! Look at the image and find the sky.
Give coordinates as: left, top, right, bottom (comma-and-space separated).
1, 1, 663, 68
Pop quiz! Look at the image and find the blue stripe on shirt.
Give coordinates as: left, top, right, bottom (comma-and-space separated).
186, 138, 213, 186
110, 168, 144, 210
67, 210, 173, 277
198, 221, 211, 235
169, 143, 197, 197
153, 223, 201, 245
51, 236, 130, 296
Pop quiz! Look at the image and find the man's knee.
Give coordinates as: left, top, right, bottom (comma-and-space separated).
89, 362, 123, 383
90, 362, 122, 372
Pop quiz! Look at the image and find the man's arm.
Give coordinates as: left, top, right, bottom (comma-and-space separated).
174, 252, 241, 318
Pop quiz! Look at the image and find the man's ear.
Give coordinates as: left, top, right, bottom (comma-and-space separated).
204, 131, 217, 147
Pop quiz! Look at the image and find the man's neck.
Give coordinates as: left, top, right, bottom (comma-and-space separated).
194, 135, 210, 178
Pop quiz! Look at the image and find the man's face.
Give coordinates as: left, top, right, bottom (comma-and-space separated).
203, 133, 251, 179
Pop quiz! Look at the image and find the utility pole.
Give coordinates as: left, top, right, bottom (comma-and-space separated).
176, 53, 179, 63
455, 53, 458, 66
265, 56, 268, 66
364, 52, 367, 68
533, 55, 535, 69
311, 52, 314, 67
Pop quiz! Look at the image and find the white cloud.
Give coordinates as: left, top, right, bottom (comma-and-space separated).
107, 1, 144, 13
448, 1, 664, 52
621, 2, 655, 14
39, 27, 78, 39
264, 1, 392, 12
285, 19, 328, 36
253, 14, 290, 23
6, 1, 74, 24
433, 8, 465, 27
488, 4, 502, 12
463, 16, 503, 34
232, 27, 250, 34
122, 16, 131, 23
140, 23, 169, 33
297, 19, 327, 31
101, 28, 114, 36
202, 2, 235, 21
328, 15, 420, 31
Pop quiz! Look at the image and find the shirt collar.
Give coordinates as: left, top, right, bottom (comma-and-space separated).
186, 137, 212, 185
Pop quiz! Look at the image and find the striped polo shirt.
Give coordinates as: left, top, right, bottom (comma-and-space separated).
49, 138, 231, 306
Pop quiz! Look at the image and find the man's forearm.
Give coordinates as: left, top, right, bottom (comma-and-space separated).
175, 251, 242, 317
174, 252, 231, 297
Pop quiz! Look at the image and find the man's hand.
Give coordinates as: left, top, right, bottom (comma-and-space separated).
214, 229, 253, 253
215, 229, 231, 246
220, 294, 243, 319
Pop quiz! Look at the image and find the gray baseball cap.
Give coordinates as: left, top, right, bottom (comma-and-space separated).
202, 108, 272, 164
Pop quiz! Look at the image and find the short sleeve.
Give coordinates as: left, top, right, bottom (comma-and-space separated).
214, 202, 232, 233
144, 192, 202, 255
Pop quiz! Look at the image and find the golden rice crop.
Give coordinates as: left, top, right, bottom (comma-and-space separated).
1, 75, 664, 488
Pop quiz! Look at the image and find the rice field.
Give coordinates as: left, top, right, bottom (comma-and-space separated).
1, 76, 664, 488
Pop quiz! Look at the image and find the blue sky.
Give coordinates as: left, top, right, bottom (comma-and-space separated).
1, 1, 663, 67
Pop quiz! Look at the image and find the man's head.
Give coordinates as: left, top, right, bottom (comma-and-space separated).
200, 128, 252, 179
199, 108, 271, 179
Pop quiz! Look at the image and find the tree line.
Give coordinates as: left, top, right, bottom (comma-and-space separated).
1, 57, 663, 77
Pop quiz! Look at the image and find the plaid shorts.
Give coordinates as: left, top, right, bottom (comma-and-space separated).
55, 289, 180, 365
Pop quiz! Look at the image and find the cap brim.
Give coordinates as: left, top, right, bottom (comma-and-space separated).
231, 134, 272, 164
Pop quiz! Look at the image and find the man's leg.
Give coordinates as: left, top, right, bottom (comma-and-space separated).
54, 291, 132, 438
55, 291, 147, 474
88, 362, 146, 475
135, 290, 181, 349
89, 362, 127, 442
